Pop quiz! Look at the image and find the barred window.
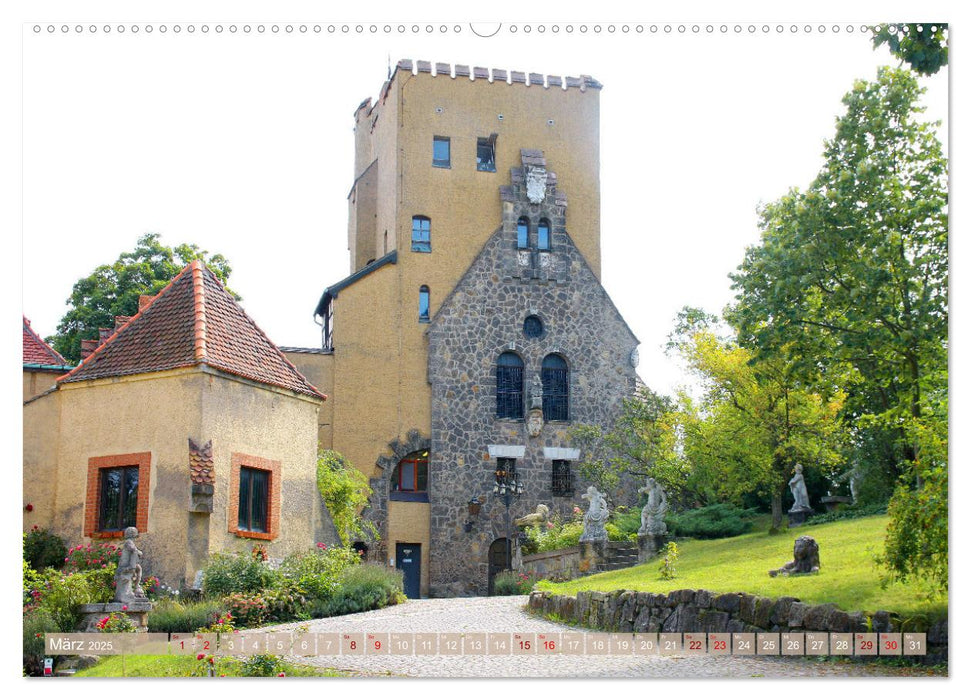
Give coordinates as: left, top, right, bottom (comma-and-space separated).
98, 466, 139, 532
496, 352, 524, 419
551, 460, 573, 496
238, 466, 269, 534
542, 354, 569, 421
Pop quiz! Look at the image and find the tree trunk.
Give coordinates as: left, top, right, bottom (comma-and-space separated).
770, 486, 784, 533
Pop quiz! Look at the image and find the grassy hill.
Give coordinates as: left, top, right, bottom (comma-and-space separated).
537, 515, 945, 619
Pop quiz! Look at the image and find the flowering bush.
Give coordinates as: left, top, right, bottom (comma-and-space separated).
202, 551, 281, 597
96, 611, 137, 633
23, 526, 67, 571
64, 541, 121, 573
223, 593, 269, 626
23, 567, 114, 630
196, 611, 236, 634
492, 570, 537, 595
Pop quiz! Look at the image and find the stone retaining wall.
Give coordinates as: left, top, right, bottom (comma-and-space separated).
520, 547, 584, 581
528, 589, 947, 665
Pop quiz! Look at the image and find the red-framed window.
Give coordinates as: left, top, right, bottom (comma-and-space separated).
391, 452, 428, 493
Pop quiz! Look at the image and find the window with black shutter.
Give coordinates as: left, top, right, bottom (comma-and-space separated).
542, 354, 569, 421
238, 467, 269, 533
98, 466, 139, 532
551, 460, 573, 496
496, 352, 524, 419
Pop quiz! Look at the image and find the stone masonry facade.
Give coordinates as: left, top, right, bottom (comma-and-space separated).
425, 150, 640, 596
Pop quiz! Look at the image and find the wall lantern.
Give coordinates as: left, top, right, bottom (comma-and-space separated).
464, 496, 481, 533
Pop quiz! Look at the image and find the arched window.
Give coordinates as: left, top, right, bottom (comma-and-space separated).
516, 216, 529, 249
537, 218, 551, 250
542, 354, 569, 421
496, 352, 524, 419
419, 285, 430, 322
391, 450, 429, 501
412, 216, 431, 253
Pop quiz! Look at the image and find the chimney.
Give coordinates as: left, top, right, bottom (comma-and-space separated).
114, 315, 132, 331
139, 295, 154, 311
98, 328, 112, 345
80, 339, 98, 361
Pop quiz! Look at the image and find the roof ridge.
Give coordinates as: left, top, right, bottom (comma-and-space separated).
56, 263, 194, 383
191, 260, 207, 361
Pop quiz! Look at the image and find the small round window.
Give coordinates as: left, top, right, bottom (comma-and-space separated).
523, 315, 544, 338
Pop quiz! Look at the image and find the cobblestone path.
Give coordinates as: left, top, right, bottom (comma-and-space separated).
260, 596, 933, 678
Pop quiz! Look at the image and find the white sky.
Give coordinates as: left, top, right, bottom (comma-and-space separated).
17, 14, 948, 399
5, 0, 967, 690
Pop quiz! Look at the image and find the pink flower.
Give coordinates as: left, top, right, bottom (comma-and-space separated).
122, 605, 128, 611
197, 653, 206, 660
278, 672, 286, 677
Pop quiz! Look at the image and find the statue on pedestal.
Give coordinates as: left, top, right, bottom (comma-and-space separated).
114, 527, 149, 604
579, 486, 609, 543
638, 477, 669, 536
787, 464, 814, 527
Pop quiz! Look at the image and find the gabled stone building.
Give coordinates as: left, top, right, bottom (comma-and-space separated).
285, 60, 642, 597
24, 261, 337, 587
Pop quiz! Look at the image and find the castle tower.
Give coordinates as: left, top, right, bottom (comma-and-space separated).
286, 61, 638, 597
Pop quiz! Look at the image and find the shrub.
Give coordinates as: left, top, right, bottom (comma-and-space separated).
25, 568, 115, 630
314, 564, 403, 617
224, 593, 269, 627
609, 507, 642, 540
202, 551, 280, 597
658, 542, 679, 580
23, 609, 59, 676
147, 598, 226, 634
196, 612, 236, 634
666, 503, 758, 539
24, 527, 67, 570
316, 450, 378, 546
492, 571, 536, 595
64, 541, 121, 573
278, 545, 360, 603
240, 654, 284, 677
805, 501, 888, 525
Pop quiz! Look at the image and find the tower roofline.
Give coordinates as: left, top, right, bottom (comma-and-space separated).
354, 59, 602, 120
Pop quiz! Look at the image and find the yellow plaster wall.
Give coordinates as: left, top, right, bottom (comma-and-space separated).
387, 500, 431, 595
23, 368, 63, 402
49, 371, 203, 586
199, 370, 327, 574
23, 390, 62, 531
284, 351, 335, 449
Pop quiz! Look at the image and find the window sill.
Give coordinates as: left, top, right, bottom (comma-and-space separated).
390, 492, 430, 503
91, 530, 127, 539
411, 246, 432, 253
232, 528, 274, 541
433, 163, 451, 169
494, 417, 524, 423
477, 167, 497, 173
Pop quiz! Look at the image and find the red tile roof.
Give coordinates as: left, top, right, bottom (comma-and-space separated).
59, 261, 325, 400
23, 317, 70, 367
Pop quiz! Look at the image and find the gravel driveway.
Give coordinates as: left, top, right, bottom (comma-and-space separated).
256, 596, 935, 678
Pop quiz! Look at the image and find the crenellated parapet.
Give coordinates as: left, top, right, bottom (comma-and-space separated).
397, 58, 601, 90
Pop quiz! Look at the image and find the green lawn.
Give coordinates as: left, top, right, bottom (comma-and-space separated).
72, 654, 346, 678
538, 516, 945, 619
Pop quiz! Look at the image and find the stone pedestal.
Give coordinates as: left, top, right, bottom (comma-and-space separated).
77, 602, 153, 633
820, 496, 852, 513
637, 533, 668, 563
787, 506, 814, 527
579, 540, 607, 574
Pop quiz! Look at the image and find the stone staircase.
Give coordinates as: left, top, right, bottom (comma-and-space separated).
603, 541, 640, 571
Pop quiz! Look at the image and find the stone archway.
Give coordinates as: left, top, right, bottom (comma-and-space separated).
487, 537, 513, 595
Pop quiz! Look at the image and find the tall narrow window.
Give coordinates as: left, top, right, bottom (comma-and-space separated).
542, 354, 569, 421
412, 216, 431, 253
237, 466, 269, 533
496, 352, 524, 419
551, 460, 573, 496
433, 136, 450, 167
98, 466, 139, 532
516, 216, 529, 249
538, 218, 551, 250
477, 135, 497, 172
419, 286, 430, 322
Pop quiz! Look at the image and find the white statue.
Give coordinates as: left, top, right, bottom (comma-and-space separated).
638, 477, 668, 536
788, 464, 811, 511
579, 486, 609, 542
